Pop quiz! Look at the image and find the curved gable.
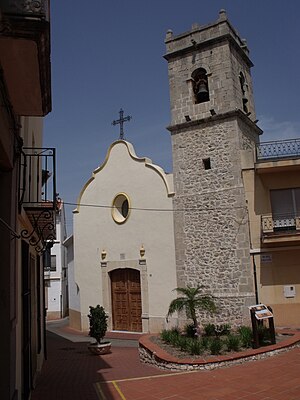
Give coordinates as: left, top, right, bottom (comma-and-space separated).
73, 140, 174, 213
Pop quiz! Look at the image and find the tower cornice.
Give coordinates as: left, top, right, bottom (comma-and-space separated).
166, 109, 263, 136
164, 12, 253, 68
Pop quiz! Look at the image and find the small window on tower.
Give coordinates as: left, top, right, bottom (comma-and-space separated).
203, 158, 211, 170
192, 68, 209, 104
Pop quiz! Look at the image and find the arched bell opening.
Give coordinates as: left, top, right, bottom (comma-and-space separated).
192, 67, 210, 104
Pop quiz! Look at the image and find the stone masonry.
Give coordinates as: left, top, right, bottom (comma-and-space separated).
165, 10, 262, 325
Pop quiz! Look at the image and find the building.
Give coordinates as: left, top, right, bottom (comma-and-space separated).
71, 10, 299, 333
164, 9, 300, 327
71, 140, 177, 332
63, 235, 77, 321
164, 9, 261, 325
45, 200, 68, 320
244, 140, 300, 326
0, 2, 53, 399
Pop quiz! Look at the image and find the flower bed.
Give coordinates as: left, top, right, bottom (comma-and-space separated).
139, 328, 300, 371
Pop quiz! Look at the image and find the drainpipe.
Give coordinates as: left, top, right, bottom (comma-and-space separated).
252, 253, 259, 304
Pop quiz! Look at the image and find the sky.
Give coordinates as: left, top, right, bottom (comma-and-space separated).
44, 0, 300, 234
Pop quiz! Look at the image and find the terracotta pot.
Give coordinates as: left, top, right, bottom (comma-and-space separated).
88, 341, 111, 355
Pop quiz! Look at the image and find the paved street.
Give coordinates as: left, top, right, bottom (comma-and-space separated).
31, 320, 300, 400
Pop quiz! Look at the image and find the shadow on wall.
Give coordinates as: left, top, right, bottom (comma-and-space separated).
260, 250, 300, 286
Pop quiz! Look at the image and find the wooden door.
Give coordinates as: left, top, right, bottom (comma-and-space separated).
111, 269, 142, 332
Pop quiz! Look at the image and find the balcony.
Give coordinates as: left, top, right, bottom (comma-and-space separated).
257, 138, 300, 161
19, 147, 56, 252
261, 213, 300, 244
0, 0, 51, 116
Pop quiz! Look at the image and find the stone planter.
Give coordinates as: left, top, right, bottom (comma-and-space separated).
88, 341, 111, 355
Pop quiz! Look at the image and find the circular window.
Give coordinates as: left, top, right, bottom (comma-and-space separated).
112, 193, 130, 224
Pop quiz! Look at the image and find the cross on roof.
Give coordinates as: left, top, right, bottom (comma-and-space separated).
112, 108, 132, 140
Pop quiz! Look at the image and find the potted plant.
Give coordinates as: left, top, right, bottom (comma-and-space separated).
87, 305, 111, 355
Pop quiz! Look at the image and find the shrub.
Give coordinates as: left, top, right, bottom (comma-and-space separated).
160, 329, 171, 343
160, 328, 180, 344
175, 335, 189, 351
200, 336, 211, 349
188, 338, 204, 355
88, 305, 108, 344
204, 323, 216, 336
220, 324, 231, 335
226, 334, 240, 352
184, 323, 196, 338
214, 324, 231, 337
238, 326, 253, 348
209, 338, 223, 355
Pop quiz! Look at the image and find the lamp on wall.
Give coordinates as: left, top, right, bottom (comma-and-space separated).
101, 250, 107, 260
140, 245, 145, 258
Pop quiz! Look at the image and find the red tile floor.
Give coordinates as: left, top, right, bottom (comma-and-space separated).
31, 322, 300, 400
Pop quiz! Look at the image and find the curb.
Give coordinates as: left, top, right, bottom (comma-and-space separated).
139, 329, 300, 371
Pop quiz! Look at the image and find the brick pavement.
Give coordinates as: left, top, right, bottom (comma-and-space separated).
31, 323, 300, 400
99, 347, 300, 399
31, 330, 169, 400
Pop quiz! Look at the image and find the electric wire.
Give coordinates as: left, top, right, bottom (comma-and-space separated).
63, 201, 247, 214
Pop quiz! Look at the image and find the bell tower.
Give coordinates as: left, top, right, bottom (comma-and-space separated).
164, 10, 262, 325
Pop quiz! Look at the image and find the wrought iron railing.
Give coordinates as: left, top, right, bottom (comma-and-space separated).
1, 0, 50, 21
19, 147, 56, 209
257, 138, 300, 161
261, 213, 300, 235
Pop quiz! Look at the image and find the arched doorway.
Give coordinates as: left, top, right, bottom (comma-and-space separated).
110, 268, 142, 332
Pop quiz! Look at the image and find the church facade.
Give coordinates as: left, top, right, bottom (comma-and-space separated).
69, 11, 300, 332
72, 140, 177, 332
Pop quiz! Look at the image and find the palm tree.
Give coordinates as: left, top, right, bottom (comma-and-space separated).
167, 285, 216, 331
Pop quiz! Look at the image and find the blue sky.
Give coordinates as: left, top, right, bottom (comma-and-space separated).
44, 0, 300, 233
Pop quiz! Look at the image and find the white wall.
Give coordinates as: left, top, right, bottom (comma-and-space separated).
47, 202, 67, 318
73, 140, 177, 332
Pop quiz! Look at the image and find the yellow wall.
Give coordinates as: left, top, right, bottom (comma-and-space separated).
242, 153, 300, 327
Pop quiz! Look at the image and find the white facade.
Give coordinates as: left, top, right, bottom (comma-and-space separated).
71, 140, 177, 333
46, 201, 68, 320
63, 235, 80, 318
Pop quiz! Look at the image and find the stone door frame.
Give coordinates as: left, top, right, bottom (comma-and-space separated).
101, 259, 149, 332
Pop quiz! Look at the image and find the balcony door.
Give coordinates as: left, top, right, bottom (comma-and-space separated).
110, 269, 142, 332
270, 188, 300, 230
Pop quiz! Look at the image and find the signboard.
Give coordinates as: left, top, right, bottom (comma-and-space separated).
249, 304, 273, 320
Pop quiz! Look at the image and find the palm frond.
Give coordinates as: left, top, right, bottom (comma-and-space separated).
168, 285, 217, 323
167, 297, 186, 317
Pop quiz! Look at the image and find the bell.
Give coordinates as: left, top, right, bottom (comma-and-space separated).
197, 80, 209, 102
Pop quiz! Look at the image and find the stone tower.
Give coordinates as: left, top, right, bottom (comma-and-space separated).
164, 10, 262, 325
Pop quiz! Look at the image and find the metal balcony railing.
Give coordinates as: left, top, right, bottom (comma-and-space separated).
256, 138, 300, 161
19, 147, 56, 209
1, 0, 50, 21
18, 147, 56, 253
261, 213, 300, 235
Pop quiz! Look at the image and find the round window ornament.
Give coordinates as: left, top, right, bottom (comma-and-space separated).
112, 193, 130, 224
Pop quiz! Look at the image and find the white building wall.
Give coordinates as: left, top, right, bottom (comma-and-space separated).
47, 201, 67, 319
64, 235, 80, 314
73, 140, 177, 332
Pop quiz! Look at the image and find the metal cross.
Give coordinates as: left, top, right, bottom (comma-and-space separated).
112, 108, 132, 140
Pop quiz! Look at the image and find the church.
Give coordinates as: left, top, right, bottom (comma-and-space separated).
68, 10, 300, 333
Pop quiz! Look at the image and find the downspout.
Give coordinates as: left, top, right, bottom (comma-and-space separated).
252, 253, 259, 304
